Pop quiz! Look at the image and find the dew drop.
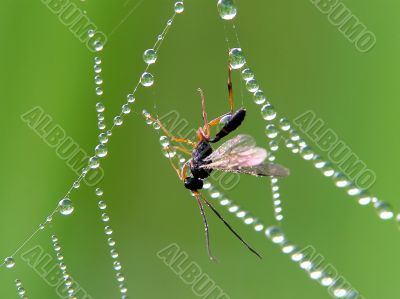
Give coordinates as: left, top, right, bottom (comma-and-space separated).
95, 75, 103, 85
96, 87, 103, 96
357, 190, 372, 206
217, 0, 237, 20
105, 226, 113, 235
5, 257, 15, 269
96, 188, 104, 196
99, 133, 108, 144
108, 238, 116, 247
229, 48, 246, 69
167, 19, 173, 26
333, 172, 350, 188
98, 200, 107, 210
253, 90, 266, 105
96, 102, 105, 112
88, 29, 95, 38
122, 104, 131, 114
94, 41, 104, 52
94, 57, 102, 65
116, 273, 125, 282
101, 213, 110, 222
89, 156, 100, 169
98, 121, 106, 130
95, 144, 108, 158
300, 146, 314, 160
73, 181, 80, 189
246, 79, 259, 92
140, 72, 154, 87
174, 1, 184, 13
94, 65, 102, 74
59, 198, 74, 216
374, 201, 394, 220
261, 103, 277, 121
113, 261, 122, 271
269, 140, 279, 151
111, 249, 119, 259
279, 117, 291, 131
265, 124, 278, 139
265, 226, 285, 244
160, 136, 170, 147
143, 49, 157, 64
241, 68, 254, 81
127, 94, 135, 103
114, 116, 123, 126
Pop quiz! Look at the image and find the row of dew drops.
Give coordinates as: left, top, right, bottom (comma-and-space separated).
2, 2, 186, 299
221, 3, 398, 224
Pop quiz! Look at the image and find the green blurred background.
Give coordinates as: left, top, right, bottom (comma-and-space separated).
1, 0, 399, 298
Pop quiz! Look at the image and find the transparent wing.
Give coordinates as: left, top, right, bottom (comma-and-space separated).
202, 134, 290, 177
203, 135, 267, 168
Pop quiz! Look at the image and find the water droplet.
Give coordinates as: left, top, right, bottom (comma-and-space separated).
113, 261, 122, 271
116, 272, 125, 282
265, 226, 285, 244
95, 75, 103, 85
5, 257, 15, 269
89, 156, 100, 169
96, 102, 105, 112
300, 146, 314, 160
333, 172, 350, 188
265, 124, 278, 139
111, 249, 119, 259
157, 34, 163, 41
98, 113, 104, 122
357, 190, 372, 206
99, 133, 108, 144
253, 90, 266, 105
167, 19, 173, 26
53, 243, 61, 252
241, 68, 254, 81
140, 72, 154, 87
162, 147, 176, 158
15, 279, 22, 287
96, 87, 103, 96
312, 155, 326, 169
127, 94, 135, 103
174, 1, 184, 13
101, 213, 110, 222
122, 104, 131, 114
105, 226, 113, 235
143, 49, 157, 64
229, 48, 246, 69
374, 201, 394, 220
94, 57, 102, 65
108, 238, 116, 247
95, 144, 108, 158
261, 103, 277, 121
245, 79, 258, 93
281, 243, 295, 254
94, 65, 102, 73
114, 116, 123, 126
51, 235, 58, 243
153, 122, 161, 130
88, 29, 95, 38
160, 136, 170, 147
98, 120, 106, 130
59, 198, 74, 216
217, 0, 237, 20
94, 41, 104, 52
107, 130, 112, 136
321, 162, 335, 177
73, 181, 80, 189
96, 188, 104, 196
98, 200, 107, 210
279, 117, 291, 131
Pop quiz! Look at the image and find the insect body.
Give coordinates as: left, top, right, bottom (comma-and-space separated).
147, 64, 289, 261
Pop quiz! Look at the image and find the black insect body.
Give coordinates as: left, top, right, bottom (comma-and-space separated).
149, 64, 290, 261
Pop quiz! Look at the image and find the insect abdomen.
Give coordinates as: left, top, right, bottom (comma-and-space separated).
211, 108, 246, 143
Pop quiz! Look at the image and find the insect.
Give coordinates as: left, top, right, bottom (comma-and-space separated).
146, 63, 289, 261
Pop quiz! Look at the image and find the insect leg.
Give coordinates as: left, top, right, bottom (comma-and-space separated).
227, 63, 234, 114
201, 194, 262, 259
193, 191, 218, 262
197, 88, 210, 139
146, 113, 197, 148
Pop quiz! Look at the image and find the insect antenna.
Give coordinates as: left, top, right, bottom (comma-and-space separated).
199, 193, 262, 259
194, 192, 218, 262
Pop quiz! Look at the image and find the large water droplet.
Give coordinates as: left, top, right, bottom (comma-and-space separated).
140, 72, 154, 87
265, 226, 285, 244
95, 144, 108, 158
96, 102, 105, 113
5, 257, 15, 269
217, 0, 237, 20
99, 133, 108, 144
59, 198, 74, 216
174, 1, 184, 13
89, 156, 100, 169
229, 48, 246, 69
261, 103, 277, 121
143, 49, 157, 64
114, 116, 123, 126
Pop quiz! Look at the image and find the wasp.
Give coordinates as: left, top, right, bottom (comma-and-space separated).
147, 63, 289, 261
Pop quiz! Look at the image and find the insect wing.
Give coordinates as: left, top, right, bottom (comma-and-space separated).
203, 135, 267, 168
